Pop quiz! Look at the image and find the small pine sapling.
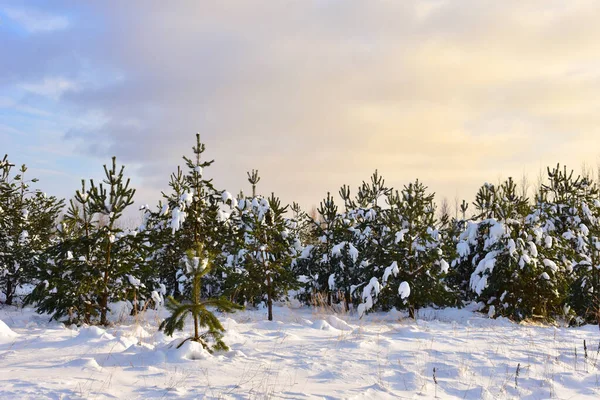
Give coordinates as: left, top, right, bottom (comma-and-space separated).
160, 243, 242, 352
0, 155, 63, 305
224, 171, 299, 320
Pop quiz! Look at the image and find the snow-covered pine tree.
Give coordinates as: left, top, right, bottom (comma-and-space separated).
0, 155, 63, 305
159, 242, 242, 352
294, 192, 339, 306
332, 171, 391, 312
88, 157, 154, 325
524, 181, 570, 321
537, 165, 600, 323
443, 200, 469, 304
296, 172, 390, 312
27, 182, 99, 323
226, 172, 299, 320
147, 134, 229, 300
27, 158, 152, 325
576, 184, 599, 323
140, 167, 191, 300
453, 185, 499, 309
158, 135, 241, 348
286, 202, 312, 301
289, 202, 314, 250
468, 179, 531, 318
0, 159, 31, 305
326, 183, 367, 311
467, 177, 563, 320
374, 180, 451, 318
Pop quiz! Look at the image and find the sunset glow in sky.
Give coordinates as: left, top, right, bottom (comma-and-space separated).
2, 1, 600, 212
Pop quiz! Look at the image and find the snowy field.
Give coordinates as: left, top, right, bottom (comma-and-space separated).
1, 304, 600, 399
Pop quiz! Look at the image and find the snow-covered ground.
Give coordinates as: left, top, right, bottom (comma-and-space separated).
1, 303, 600, 399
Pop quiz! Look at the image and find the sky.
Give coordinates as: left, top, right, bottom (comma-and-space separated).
2, 1, 600, 217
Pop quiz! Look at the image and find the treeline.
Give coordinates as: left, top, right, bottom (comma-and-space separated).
2, 136, 600, 330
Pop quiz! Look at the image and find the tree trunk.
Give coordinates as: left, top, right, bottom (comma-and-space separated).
100, 240, 113, 326
408, 304, 415, 319
173, 271, 181, 299
266, 273, 273, 321
194, 314, 200, 341
99, 267, 109, 325
344, 290, 351, 312
193, 273, 200, 341
84, 309, 91, 325
100, 292, 108, 325
131, 289, 138, 317
100, 267, 110, 325
5, 278, 13, 305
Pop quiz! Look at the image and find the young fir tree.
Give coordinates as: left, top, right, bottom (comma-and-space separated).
146, 135, 228, 300
330, 171, 391, 312
158, 134, 241, 350
526, 185, 570, 320
327, 184, 365, 311
566, 183, 600, 323
464, 177, 569, 321
289, 202, 313, 252
537, 165, 600, 323
226, 172, 299, 320
28, 186, 93, 322
467, 178, 556, 320
27, 158, 151, 325
89, 157, 153, 325
0, 155, 63, 305
298, 187, 372, 311
453, 186, 498, 308
294, 192, 339, 305
372, 180, 451, 318
142, 167, 191, 299
286, 201, 309, 298
159, 242, 242, 352
443, 200, 469, 305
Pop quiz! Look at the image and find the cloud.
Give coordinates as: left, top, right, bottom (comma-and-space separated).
3, 0, 600, 211
19, 77, 78, 99
3, 6, 69, 33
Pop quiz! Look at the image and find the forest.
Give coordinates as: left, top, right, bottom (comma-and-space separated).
2, 134, 600, 352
